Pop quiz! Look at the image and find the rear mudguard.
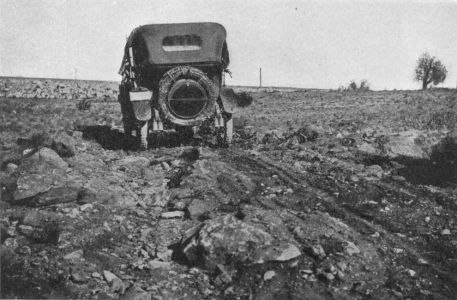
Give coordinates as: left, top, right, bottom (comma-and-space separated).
129, 90, 152, 121
219, 87, 239, 114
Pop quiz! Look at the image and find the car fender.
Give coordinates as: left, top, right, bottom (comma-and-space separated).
219, 87, 239, 114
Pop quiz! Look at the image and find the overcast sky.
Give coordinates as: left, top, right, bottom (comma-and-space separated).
1, 0, 456, 90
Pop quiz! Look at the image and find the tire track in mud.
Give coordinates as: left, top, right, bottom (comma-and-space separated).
222, 148, 457, 295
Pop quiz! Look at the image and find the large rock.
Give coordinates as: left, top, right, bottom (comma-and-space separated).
34, 186, 83, 207
187, 199, 209, 220
51, 131, 77, 157
13, 173, 55, 201
357, 142, 379, 156
182, 214, 301, 272
381, 135, 426, 160
36, 147, 68, 169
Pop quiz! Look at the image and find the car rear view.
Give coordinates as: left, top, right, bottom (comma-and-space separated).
118, 22, 234, 149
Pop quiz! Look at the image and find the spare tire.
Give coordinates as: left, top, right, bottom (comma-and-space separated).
158, 66, 217, 126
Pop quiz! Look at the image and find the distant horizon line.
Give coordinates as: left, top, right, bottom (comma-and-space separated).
1, 75, 454, 92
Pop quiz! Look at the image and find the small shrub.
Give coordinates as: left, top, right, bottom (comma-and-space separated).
348, 81, 358, 91
77, 98, 91, 111
236, 92, 254, 107
359, 79, 370, 91
220, 88, 253, 108
339, 79, 371, 92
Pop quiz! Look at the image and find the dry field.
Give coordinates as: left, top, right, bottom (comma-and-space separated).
1, 77, 457, 299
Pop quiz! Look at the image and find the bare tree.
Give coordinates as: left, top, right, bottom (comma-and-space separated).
415, 52, 447, 90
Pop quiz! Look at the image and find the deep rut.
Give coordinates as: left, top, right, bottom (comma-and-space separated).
221, 147, 457, 295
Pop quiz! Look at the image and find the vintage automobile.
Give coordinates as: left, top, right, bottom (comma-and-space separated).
118, 22, 234, 149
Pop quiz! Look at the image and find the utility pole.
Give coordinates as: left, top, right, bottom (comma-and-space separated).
259, 67, 262, 87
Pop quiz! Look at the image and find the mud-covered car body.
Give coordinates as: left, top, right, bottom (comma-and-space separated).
118, 22, 233, 148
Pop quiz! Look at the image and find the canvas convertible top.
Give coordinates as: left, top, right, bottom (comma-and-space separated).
121, 22, 229, 72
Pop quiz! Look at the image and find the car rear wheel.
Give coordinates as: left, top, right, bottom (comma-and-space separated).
225, 116, 233, 144
124, 123, 133, 136
137, 121, 148, 150
217, 114, 233, 147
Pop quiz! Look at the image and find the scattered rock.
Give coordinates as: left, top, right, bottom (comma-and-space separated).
345, 241, 361, 256
160, 161, 171, 171
187, 199, 208, 220
70, 271, 87, 283
357, 142, 379, 156
441, 229, 451, 235
22, 148, 34, 156
120, 284, 151, 300
275, 244, 301, 261
79, 203, 93, 212
64, 249, 83, 260
161, 211, 185, 219
263, 270, 276, 281
156, 249, 173, 262
349, 174, 360, 182
110, 277, 126, 294
103, 270, 119, 282
148, 260, 172, 270
5, 163, 18, 174
393, 248, 404, 254
323, 272, 335, 281
310, 244, 326, 259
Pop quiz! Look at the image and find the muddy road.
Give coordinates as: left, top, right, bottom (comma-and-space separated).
1, 81, 457, 299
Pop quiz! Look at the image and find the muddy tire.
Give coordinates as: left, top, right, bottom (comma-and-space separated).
216, 115, 233, 147
137, 121, 148, 150
124, 123, 133, 136
225, 116, 233, 145
119, 84, 136, 137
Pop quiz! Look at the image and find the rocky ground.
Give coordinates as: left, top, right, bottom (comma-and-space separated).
1, 78, 457, 299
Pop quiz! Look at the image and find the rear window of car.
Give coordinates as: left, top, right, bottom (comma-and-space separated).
162, 35, 202, 52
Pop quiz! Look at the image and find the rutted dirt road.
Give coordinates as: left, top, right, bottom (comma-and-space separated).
1, 78, 457, 299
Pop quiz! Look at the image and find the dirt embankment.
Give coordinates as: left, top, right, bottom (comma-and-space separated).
1, 78, 457, 299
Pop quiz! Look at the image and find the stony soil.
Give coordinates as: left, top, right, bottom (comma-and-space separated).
1, 78, 457, 299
